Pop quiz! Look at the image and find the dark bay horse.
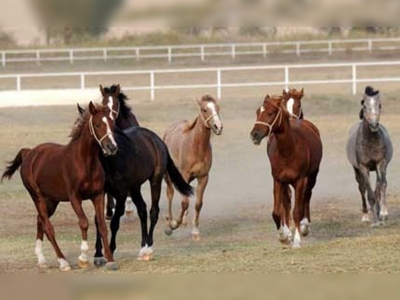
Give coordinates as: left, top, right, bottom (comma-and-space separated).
76, 106, 193, 263
346, 86, 393, 225
250, 94, 323, 248
1, 102, 118, 271
79, 84, 140, 220
163, 95, 223, 241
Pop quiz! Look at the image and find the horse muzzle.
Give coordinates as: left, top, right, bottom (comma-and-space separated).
103, 143, 118, 156
250, 131, 262, 146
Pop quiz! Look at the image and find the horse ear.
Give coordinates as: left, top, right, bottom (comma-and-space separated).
88, 101, 97, 115
114, 84, 120, 95
300, 88, 304, 94
77, 103, 85, 115
99, 85, 105, 96
282, 89, 288, 97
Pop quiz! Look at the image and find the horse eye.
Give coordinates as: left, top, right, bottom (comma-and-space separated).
202, 109, 207, 113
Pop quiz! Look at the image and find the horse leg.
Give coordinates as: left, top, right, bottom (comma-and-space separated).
35, 200, 59, 269
293, 178, 308, 248
108, 191, 128, 255
130, 187, 151, 261
105, 192, 115, 220
272, 179, 289, 246
358, 166, 380, 226
69, 197, 90, 269
30, 192, 70, 271
353, 167, 369, 222
171, 172, 191, 230
144, 177, 163, 261
280, 184, 292, 248
164, 173, 175, 235
192, 175, 209, 241
301, 170, 318, 237
91, 194, 117, 271
376, 162, 389, 221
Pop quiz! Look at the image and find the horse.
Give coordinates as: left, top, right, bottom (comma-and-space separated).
163, 95, 223, 241
1, 102, 119, 271
76, 106, 193, 263
346, 86, 393, 225
282, 88, 304, 120
250, 94, 323, 248
78, 84, 140, 220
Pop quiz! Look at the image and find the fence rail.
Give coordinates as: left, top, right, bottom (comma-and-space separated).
2, 38, 400, 66
1, 61, 400, 100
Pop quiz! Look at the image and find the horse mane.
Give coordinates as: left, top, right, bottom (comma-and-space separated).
104, 85, 133, 118
184, 117, 198, 132
365, 86, 379, 97
69, 103, 105, 141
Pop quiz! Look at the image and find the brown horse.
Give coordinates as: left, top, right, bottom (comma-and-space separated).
1, 102, 119, 271
163, 95, 223, 240
282, 88, 304, 120
250, 94, 323, 248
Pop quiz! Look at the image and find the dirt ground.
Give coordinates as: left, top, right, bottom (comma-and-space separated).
0, 91, 400, 273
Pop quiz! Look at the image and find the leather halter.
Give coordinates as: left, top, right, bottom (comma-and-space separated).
89, 116, 114, 154
200, 111, 218, 129
254, 102, 283, 139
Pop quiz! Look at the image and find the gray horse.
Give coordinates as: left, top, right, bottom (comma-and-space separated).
346, 86, 393, 226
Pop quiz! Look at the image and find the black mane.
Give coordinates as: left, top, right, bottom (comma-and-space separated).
104, 85, 133, 119
365, 86, 379, 97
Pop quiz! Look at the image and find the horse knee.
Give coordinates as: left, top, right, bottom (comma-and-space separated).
79, 218, 89, 232
181, 198, 189, 211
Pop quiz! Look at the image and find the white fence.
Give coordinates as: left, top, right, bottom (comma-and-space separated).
2, 38, 400, 66
1, 61, 400, 101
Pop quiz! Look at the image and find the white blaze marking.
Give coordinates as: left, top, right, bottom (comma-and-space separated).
108, 96, 114, 120
287, 98, 295, 116
102, 117, 117, 147
207, 102, 222, 129
260, 106, 265, 113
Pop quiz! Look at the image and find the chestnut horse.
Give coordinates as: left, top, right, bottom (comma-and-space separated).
1, 102, 119, 271
282, 88, 304, 120
346, 86, 393, 225
250, 95, 322, 248
78, 84, 140, 220
163, 95, 223, 240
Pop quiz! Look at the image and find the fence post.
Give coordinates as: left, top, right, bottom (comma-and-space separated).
352, 64, 357, 95
150, 71, 155, 101
16, 75, 21, 91
217, 69, 222, 99
80, 74, 85, 90
368, 39, 372, 54
231, 45, 236, 59
2, 52, 5, 67
69, 49, 74, 64
328, 41, 333, 55
135, 48, 140, 62
284, 66, 289, 90
296, 42, 301, 56
200, 45, 205, 61
168, 47, 172, 63
36, 50, 41, 65
263, 43, 267, 58
103, 48, 107, 62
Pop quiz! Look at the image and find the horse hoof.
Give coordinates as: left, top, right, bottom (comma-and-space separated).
60, 265, 71, 272
93, 257, 107, 267
37, 262, 48, 269
192, 233, 201, 242
105, 214, 113, 221
361, 215, 370, 223
164, 228, 173, 236
106, 262, 119, 271
137, 253, 153, 262
170, 220, 179, 230
292, 243, 301, 249
78, 259, 90, 269
300, 223, 310, 237
371, 222, 382, 228
380, 213, 389, 222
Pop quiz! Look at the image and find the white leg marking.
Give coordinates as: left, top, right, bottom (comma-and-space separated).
293, 228, 302, 248
278, 225, 292, 243
300, 218, 310, 236
58, 258, 71, 271
137, 245, 154, 261
79, 240, 89, 262
362, 214, 370, 223
35, 239, 46, 266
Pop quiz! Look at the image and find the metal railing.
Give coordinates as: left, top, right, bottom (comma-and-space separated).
1, 61, 400, 100
2, 37, 400, 66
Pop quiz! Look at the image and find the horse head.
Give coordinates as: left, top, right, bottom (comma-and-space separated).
100, 84, 121, 121
250, 94, 290, 145
282, 87, 304, 119
85, 102, 118, 156
360, 86, 381, 132
196, 95, 223, 135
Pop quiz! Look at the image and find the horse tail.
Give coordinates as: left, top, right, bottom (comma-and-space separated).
1, 148, 31, 183
166, 153, 194, 197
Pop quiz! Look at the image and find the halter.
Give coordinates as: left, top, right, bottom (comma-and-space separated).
200, 111, 219, 129
89, 116, 113, 154
254, 104, 283, 140
290, 107, 303, 120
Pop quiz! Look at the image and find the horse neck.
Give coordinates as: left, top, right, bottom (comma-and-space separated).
190, 115, 211, 154
117, 113, 139, 129
273, 118, 295, 159
71, 124, 100, 167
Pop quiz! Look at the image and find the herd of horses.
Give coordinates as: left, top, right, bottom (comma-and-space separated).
1, 84, 393, 271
